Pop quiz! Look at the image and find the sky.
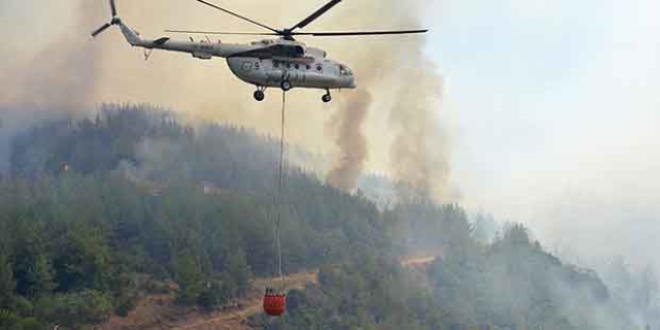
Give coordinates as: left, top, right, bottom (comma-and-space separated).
1, 0, 659, 268
427, 0, 660, 266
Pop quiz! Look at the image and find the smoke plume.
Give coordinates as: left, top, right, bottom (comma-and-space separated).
0, 1, 103, 112
319, 0, 450, 197
0, 0, 453, 200
389, 61, 449, 200
380, 3, 450, 202
0, 1, 106, 173
326, 89, 372, 190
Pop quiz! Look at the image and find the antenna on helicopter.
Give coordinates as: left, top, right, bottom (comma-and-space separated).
91, 0, 120, 37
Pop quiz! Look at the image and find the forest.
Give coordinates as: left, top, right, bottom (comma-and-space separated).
0, 105, 657, 329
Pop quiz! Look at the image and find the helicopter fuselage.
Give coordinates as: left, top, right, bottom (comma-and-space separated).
227, 56, 355, 90
117, 21, 355, 100
93, 0, 426, 102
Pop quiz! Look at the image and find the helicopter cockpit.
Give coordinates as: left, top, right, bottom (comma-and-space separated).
339, 65, 353, 76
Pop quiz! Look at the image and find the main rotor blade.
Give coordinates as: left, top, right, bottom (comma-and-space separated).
165, 29, 279, 36
292, 29, 429, 37
290, 0, 342, 31
92, 23, 112, 37
110, 0, 117, 17
194, 0, 281, 35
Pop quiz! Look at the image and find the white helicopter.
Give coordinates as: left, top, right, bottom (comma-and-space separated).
92, 0, 428, 102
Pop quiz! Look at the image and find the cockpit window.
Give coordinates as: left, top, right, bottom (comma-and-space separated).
339, 66, 353, 76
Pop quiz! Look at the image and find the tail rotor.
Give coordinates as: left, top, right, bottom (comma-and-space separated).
110, 0, 117, 17
92, 0, 119, 37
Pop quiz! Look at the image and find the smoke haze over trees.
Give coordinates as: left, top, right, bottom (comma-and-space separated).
0, 105, 656, 329
0, 1, 658, 329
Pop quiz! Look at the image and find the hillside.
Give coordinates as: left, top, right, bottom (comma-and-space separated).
0, 105, 639, 329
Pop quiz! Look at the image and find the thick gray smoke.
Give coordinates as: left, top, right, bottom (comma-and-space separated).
0, 1, 104, 173
382, 3, 450, 202
319, 0, 450, 197
389, 62, 448, 200
0, 2, 102, 112
0, 0, 453, 198
326, 89, 372, 190
0, 109, 58, 174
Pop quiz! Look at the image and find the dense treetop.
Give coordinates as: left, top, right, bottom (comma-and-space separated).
0, 105, 654, 329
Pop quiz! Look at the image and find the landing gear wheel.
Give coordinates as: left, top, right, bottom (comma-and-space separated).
254, 90, 265, 102
322, 91, 332, 103
281, 80, 292, 92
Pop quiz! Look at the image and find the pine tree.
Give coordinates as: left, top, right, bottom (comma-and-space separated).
32, 255, 56, 296
175, 254, 205, 305
227, 250, 252, 297
0, 254, 16, 308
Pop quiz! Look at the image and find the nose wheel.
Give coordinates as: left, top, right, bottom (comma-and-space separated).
254, 90, 265, 102
322, 90, 332, 103
254, 86, 266, 102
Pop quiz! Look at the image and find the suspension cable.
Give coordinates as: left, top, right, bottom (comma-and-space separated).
273, 91, 287, 290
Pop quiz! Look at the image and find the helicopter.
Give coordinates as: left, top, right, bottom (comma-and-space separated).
92, 0, 428, 103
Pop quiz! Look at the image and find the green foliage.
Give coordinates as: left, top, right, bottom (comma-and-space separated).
197, 274, 232, 310
174, 254, 206, 305
18, 317, 42, 330
0, 308, 44, 330
0, 254, 16, 308
227, 250, 251, 297
12, 296, 33, 318
53, 224, 110, 293
0, 309, 21, 329
34, 290, 112, 328
0, 105, 638, 329
9, 219, 54, 298
253, 255, 445, 330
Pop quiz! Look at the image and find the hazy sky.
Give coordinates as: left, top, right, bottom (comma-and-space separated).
1, 0, 659, 266
427, 0, 660, 265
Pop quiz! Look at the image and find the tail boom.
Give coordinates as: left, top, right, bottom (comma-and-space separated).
92, 1, 259, 60
116, 19, 141, 46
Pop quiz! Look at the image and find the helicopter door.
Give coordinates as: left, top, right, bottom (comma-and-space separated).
287, 70, 299, 82
281, 63, 299, 82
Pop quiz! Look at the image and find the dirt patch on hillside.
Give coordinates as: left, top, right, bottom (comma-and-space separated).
96, 271, 318, 330
95, 258, 433, 330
